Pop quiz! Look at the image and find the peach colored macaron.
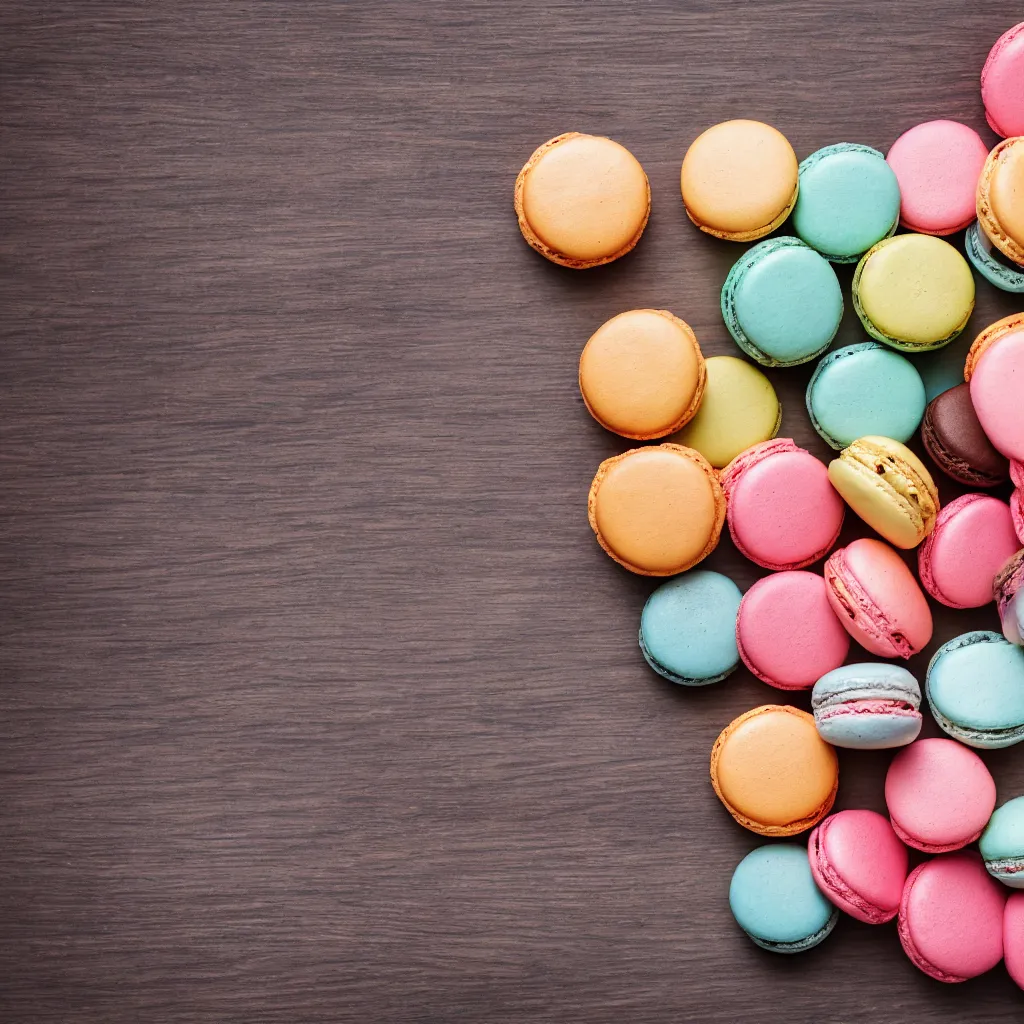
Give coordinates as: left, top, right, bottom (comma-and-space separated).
977, 137, 1024, 267
514, 133, 650, 268
965, 313, 1024, 461
588, 444, 725, 576
710, 705, 838, 837
578, 310, 706, 439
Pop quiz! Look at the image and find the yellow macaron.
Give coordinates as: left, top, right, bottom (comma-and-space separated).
680, 120, 799, 241
578, 309, 706, 439
514, 133, 650, 269
977, 136, 1024, 266
588, 444, 725, 576
670, 356, 781, 469
827, 436, 940, 549
852, 234, 975, 352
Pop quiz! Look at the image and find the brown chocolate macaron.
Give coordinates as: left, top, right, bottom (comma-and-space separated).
921, 383, 1010, 488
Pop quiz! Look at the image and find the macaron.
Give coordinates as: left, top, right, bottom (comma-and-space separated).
926, 631, 1024, 749
918, 495, 1020, 609
710, 705, 838, 837
852, 234, 975, 353
729, 844, 838, 954
514, 133, 650, 268
720, 237, 842, 367
885, 120, 989, 235
885, 738, 997, 853
965, 313, 1024, 461
735, 572, 850, 691
588, 445, 725, 576
680, 120, 799, 242
670, 356, 781, 470
966, 220, 1024, 293
792, 143, 900, 262
995, 548, 1024, 646
921, 383, 1011, 488
827, 436, 939, 549
639, 571, 742, 686
719, 439, 844, 570
980, 796, 1024, 888
977, 136, 1024, 266
898, 852, 1007, 983
1007, 893, 1024, 989
806, 342, 926, 451
578, 310, 706, 439
982, 23, 1024, 137
808, 809, 909, 923
811, 663, 923, 750
824, 538, 933, 659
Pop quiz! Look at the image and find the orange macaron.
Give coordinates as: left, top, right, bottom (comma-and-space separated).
710, 705, 839, 836
588, 444, 725, 575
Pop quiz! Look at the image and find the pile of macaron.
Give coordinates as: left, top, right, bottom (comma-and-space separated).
515, 24, 1024, 987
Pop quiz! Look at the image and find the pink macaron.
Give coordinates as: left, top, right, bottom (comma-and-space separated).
720, 439, 844, 570
982, 22, 1024, 137
1006, 892, 1024, 990
885, 121, 988, 235
898, 852, 1007, 983
735, 571, 850, 690
823, 538, 933, 659
808, 809, 908, 924
917, 493, 1021, 609
885, 738, 997, 853
966, 316, 1024, 462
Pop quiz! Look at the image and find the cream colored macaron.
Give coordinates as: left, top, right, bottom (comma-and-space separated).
681, 120, 799, 241
977, 136, 1024, 266
579, 310, 706, 439
514, 133, 650, 268
828, 436, 940, 549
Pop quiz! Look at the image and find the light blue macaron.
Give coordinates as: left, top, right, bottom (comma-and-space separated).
811, 663, 923, 749
966, 221, 1024, 293
980, 796, 1024, 888
639, 571, 742, 686
792, 144, 901, 262
729, 844, 839, 954
805, 341, 927, 450
926, 631, 1024, 749
721, 236, 843, 367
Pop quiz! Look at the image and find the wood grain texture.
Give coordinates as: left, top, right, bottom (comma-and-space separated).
1, 2, 1023, 1020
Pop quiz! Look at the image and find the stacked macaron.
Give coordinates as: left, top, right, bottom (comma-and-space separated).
515, 21, 1024, 990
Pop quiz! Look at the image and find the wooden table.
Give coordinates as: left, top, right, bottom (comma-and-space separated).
2, 2, 1022, 1020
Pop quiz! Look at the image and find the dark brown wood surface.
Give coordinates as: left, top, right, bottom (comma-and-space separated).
2, 2, 1023, 1020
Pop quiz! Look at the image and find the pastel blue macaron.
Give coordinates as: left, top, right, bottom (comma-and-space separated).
980, 796, 1024, 888
811, 663, 923, 749
792, 144, 901, 262
966, 221, 1024, 293
729, 844, 838, 954
721, 236, 843, 367
926, 631, 1024, 749
639, 571, 742, 685
805, 342, 927, 450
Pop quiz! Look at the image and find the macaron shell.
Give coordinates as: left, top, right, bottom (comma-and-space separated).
921, 383, 1010, 488
965, 220, 1024, 293
918, 494, 1021, 608
1006, 893, 1024, 989
711, 705, 838, 836
886, 121, 989, 235
815, 704, 923, 749
853, 234, 975, 350
806, 342, 926, 450
980, 796, 1024, 887
809, 809, 908, 923
681, 120, 798, 240
967, 323, 1024, 461
885, 738, 996, 852
1013, 488, 1024, 545
983, 23, 1024, 137
578, 310, 705, 439
721, 439, 844, 570
671, 356, 781, 469
735, 572, 850, 690
588, 445, 725, 576
977, 138, 1024, 264
516, 133, 650, 267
